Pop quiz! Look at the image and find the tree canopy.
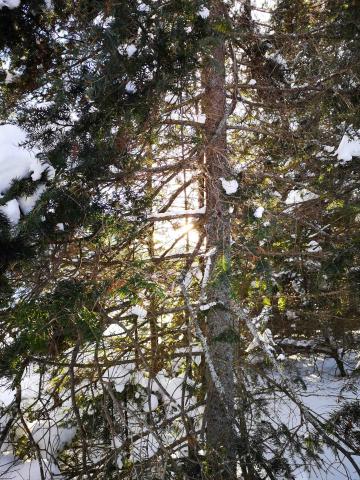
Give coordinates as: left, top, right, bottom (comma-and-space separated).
0, 1, 359, 479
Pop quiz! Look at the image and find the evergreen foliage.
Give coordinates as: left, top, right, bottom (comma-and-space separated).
0, 1, 359, 479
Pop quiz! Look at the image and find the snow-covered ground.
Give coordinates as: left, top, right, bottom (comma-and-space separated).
0, 349, 358, 479
255, 353, 360, 480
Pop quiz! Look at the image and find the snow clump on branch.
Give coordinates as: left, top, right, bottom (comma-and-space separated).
220, 177, 238, 195
336, 129, 360, 164
0, 0, 20, 9
0, 125, 54, 225
198, 6, 210, 18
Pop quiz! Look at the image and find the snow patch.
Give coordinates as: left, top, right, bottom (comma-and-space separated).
0, 125, 53, 225
128, 305, 147, 318
125, 81, 137, 93
0, 0, 20, 9
142, 394, 158, 412
5, 70, 20, 84
125, 44, 137, 57
131, 432, 160, 461
0, 198, 20, 225
0, 455, 61, 479
233, 162, 248, 173
307, 240, 322, 253
32, 419, 76, 459
103, 323, 126, 336
254, 206, 264, 218
105, 364, 134, 394
285, 189, 319, 205
138, 3, 150, 13
336, 130, 360, 163
18, 184, 46, 215
200, 302, 217, 311
220, 177, 238, 195
198, 6, 210, 18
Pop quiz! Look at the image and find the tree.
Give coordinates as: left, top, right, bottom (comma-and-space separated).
0, 1, 360, 479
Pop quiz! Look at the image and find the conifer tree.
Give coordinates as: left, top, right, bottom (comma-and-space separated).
0, 1, 359, 479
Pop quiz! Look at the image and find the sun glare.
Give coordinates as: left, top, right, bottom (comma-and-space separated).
154, 221, 200, 254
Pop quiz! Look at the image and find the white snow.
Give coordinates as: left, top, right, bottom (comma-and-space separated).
267, 51, 287, 68
5, 70, 19, 84
285, 188, 319, 205
152, 374, 185, 406
93, 13, 114, 28
103, 323, 126, 336
31, 419, 76, 459
138, 3, 150, 12
261, 328, 275, 354
0, 198, 21, 225
183, 270, 192, 289
0, 345, 358, 479
125, 81, 137, 93
336, 130, 360, 163
0, 125, 54, 225
264, 354, 360, 480
125, 44, 137, 57
116, 456, 123, 469
128, 305, 147, 318
253, 206, 264, 218
199, 302, 217, 311
0, 126, 39, 193
220, 177, 238, 195
0, 455, 62, 479
198, 6, 210, 18
19, 366, 42, 403
104, 364, 134, 393
0, 0, 20, 9
131, 432, 160, 461
142, 394, 159, 412
201, 252, 213, 293
233, 161, 249, 173
0, 381, 15, 407
355, 357, 360, 371
306, 240, 322, 253
250, 0, 272, 26
17, 184, 46, 215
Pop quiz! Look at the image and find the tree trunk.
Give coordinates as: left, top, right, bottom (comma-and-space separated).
202, 2, 237, 478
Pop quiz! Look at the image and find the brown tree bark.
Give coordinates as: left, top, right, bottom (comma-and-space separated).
202, 1, 237, 478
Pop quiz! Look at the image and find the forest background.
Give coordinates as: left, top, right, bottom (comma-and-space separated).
0, 1, 359, 479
